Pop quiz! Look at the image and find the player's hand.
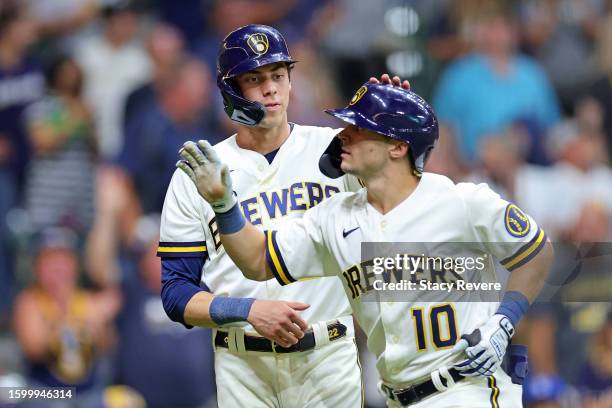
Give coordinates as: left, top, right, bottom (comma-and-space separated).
369, 73, 410, 90
247, 300, 310, 348
453, 314, 515, 377
177, 140, 236, 213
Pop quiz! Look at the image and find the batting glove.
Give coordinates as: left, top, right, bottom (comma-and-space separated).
453, 314, 515, 377
177, 140, 236, 213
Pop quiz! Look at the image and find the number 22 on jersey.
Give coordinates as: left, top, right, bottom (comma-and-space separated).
411, 303, 458, 351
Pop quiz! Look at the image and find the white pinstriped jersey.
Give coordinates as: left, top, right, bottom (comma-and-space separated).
159, 124, 361, 331
265, 173, 547, 385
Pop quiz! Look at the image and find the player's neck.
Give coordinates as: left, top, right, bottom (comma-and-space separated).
364, 167, 419, 215
235, 121, 291, 155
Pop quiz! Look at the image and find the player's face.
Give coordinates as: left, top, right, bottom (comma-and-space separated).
235, 63, 291, 129
337, 125, 395, 177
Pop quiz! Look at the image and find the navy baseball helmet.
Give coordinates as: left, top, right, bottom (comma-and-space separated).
319, 83, 439, 178
217, 24, 296, 126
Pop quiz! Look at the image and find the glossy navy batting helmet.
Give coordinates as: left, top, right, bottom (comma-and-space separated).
217, 24, 296, 126
319, 83, 439, 178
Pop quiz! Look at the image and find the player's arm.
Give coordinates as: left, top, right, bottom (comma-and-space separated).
453, 241, 554, 378
177, 140, 332, 286
176, 141, 273, 281
498, 239, 554, 316
454, 185, 554, 378
159, 169, 308, 346
161, 256, 307, 346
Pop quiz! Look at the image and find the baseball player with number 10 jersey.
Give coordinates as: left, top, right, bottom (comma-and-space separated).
178, 83, 553, 407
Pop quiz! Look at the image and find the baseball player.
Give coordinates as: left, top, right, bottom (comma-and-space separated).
178, 83, 554, 407
159, 24, 407, 407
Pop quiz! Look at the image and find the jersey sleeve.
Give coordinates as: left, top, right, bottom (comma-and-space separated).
264, 199, 338, 286
158, 169, 209, 258
158, 170, 211, 327
461, 182, 547, 272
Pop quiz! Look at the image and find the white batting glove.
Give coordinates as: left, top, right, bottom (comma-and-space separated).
453, 314, 515, 377
177, 140, 236, 213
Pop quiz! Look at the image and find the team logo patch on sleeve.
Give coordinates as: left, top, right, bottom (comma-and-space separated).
504, 204, 530, 238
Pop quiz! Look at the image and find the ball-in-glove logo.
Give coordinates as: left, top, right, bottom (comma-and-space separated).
247, 33, 269, 55
349, 86, 368, 106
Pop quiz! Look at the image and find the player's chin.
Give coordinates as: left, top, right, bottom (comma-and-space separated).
259, 113, 284, 128
340, 160, 355, 174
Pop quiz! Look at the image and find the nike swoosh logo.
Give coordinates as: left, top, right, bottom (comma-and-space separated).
342, 226, 360, 238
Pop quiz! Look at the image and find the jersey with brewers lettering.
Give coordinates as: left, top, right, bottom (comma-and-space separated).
159, 124, 360, 331
266, 172, 547, 385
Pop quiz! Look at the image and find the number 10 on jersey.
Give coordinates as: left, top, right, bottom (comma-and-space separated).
411, 303, 458, 351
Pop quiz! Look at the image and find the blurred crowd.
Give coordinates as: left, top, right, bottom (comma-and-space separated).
0, 0, 610, 407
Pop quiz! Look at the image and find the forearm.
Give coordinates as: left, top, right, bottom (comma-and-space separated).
85, 209, 119, 287
498, 241, 554, 326
216, 204, 271, 281
161, 258, 256, 328
183, 290, 215, 327
505, 241, 553, 302
29, 124, 70, 153
14, 295, 55, 361
177, 140, 271, 280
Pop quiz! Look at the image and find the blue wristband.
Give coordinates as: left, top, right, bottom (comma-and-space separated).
209, 296, 255, 325
215, 203, 246, 234
496, 291, 530, 327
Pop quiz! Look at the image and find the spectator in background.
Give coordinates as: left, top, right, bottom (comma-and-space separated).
85, 59, 217, 282
579, 309, 612, 406
117, 58, 218, 214
23, 55, 96, 237
93, 216, 216, 408
424, 125, 469, 181
426, 0, 484, 63
156, 0, 204, 49
461, 102, 611, 241
584, 7, 612, 162
0, 0, 44, 320
193, 0, 297, 75
519, 0, 600, 114
27, 0, 100, 56
76, 0, 150, 160
316, 0, 393, 98
465, 124, 530, 200
520, 119, 612, 240
523, 374, 570, 408
276, 0, 328, 40
12, 228, 120, 406
123, 23, 185, 127
432, 1, 560, 165
286, 40, 343, 127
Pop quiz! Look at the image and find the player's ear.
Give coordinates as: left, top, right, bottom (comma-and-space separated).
389, 141, 409, 160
